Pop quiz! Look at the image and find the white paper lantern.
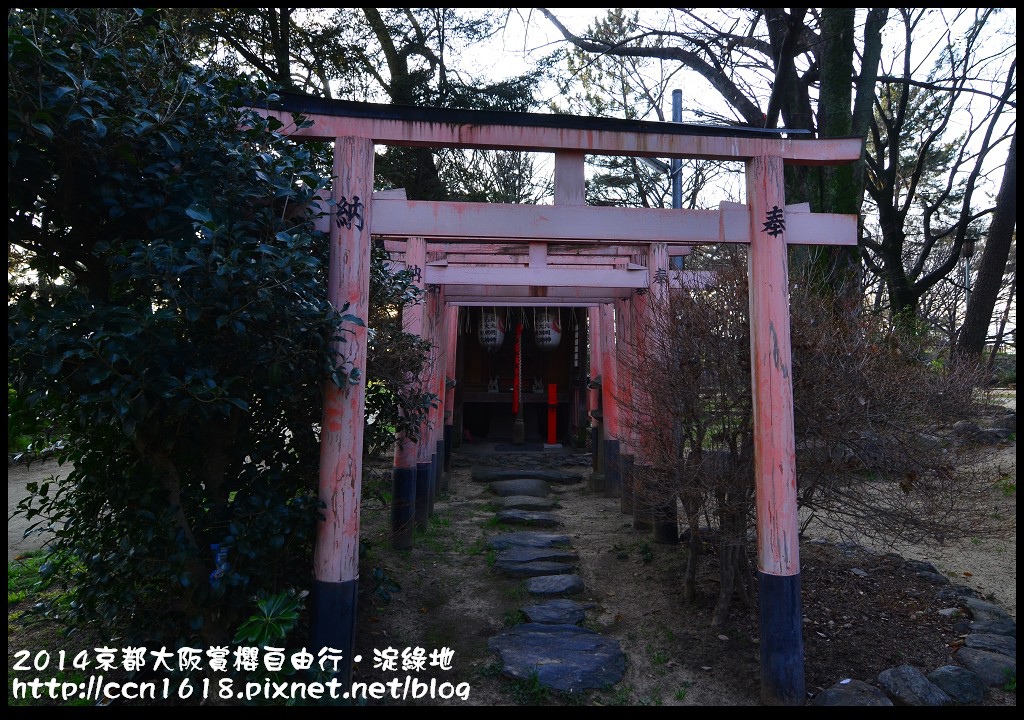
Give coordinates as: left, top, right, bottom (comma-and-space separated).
534, 311, 562, 350
478, 311, 505, 351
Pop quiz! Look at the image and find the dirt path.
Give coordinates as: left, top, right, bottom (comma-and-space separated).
8, 390, 1015, 706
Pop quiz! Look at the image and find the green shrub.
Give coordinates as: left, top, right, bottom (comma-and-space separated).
9, 8, 345, 646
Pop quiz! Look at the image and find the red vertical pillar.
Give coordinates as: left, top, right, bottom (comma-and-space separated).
430, 287, 447, 499
512, 321, 524, 444
587, 306, 602, 425
415, 282, 438, 529
598, 303, 621, 498
587, 307, 605, 487
391, 237, 425, 549
546, 383, 558, 446
615, 295, 635, 516
311, 136, 373, 684
442, 304, 459, 487
747, 155, 804, 705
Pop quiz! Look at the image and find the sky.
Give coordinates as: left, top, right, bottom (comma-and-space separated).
463, 8, 1015, 340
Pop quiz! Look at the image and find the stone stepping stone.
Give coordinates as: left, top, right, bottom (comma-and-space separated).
954, 648, 1017, 687
498, 495, 556, 511
525, 574, 584, 596
877, 664, 953, 706
495, 510, 561, 528
521, 599, 587, 625
961, 596, 1014, 623
495, 560, 575, 578
964, 632, 1015, 658
960, 618, 1016, 637
489, 479, 551, 497
496, 547, 578, 564
810, 678, 893, 706
927, 666, 988, 705
487, 532, 571, 551
487, 623, 624, 692
474, 467, 583, 484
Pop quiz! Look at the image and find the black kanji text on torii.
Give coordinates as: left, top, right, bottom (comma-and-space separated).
762, 205, 786, 237
336, 195, 365, 231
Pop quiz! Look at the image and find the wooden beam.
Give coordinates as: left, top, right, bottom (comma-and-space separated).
528, 242, 547, 268
373, 200, 743, 243
555, 151, 586, 205
425, 254, 630, 267
449, 298, 608, 307
258, 108, 863, 165
396, 265, 714, 293
384, 240, 694, 256
424, 265, 647, 288
372, 200, 856, 246
443, 285, 633, 303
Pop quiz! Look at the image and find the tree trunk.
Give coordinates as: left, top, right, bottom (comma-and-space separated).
712, 541, 739, 626
711, 490, 753, 625
987, 271, 1015, 374
811, 8, 887, 302
682, 499, 702, 603
957, 132, 1016, 357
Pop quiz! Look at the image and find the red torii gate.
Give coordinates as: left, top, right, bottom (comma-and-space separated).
255, 94, 861, 705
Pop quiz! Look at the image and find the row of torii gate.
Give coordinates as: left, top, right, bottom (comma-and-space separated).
256, 94, 861, 705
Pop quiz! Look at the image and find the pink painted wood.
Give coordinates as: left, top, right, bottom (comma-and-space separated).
315, 136, 374, 584
426, 254, 633, 267
449, 298, 613, 306
417, 286, 440, 465
431, 287, 448, 452
614, 297, 634, 453
384, 241, 696, 257
444, 304, 459, 428
373, 201, 744, 244
587, 307, 602, 430
424, 265, 647, 288
393, 237, 426, 470
598, 303, 619, 440
372, 199, 855, 246
262, 109, 862, 165
555, 151, 586, 205
746, 155, 800, 578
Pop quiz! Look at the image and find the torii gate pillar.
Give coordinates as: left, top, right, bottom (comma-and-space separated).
311, 136, 373, 685
587, 306, 606, 491
430, 287, 448, 497
747, 155, 804, 705
442, 304, 459, 486
598, 303, 621, 499
416, 283, 441, 528
391, 237, 426, 549
614, 295, 635, 516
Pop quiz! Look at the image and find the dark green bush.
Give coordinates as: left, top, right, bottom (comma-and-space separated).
8, 8, 355, 646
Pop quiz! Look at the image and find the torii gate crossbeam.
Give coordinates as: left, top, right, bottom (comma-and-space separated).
253, 95, 861, 706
